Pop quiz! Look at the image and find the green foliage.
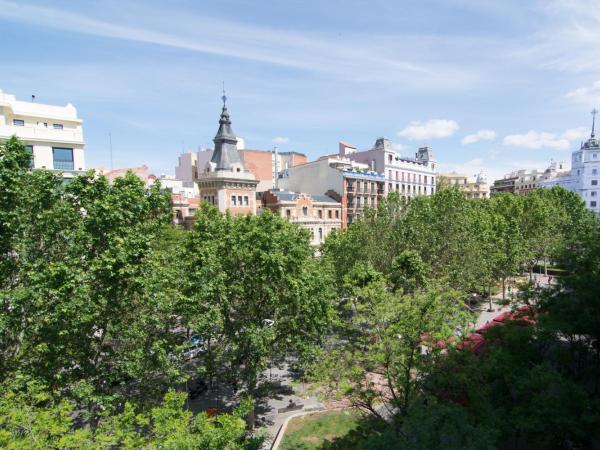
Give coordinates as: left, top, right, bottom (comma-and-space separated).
0, 379, 261, 449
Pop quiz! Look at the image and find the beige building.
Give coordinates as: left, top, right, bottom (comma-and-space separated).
196, 96, 258, 215
261, 189, 342, 246
438, 172, 490, 199
491, 161, 568, 195
278, 156, 385, 228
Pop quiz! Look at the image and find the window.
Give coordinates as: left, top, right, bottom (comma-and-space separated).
593, 169, 598, 175
232, 195, 237, 206
302, 206, 308, 216
388, 170, 392, 179
25, 145, 33, 168
395, 171, 399, 180
388, 183, 392, 191
53, 123, 63, 130
243, 196, 249, 206
52, 147, 74, 170
356, 197, 361, 207
388, 154, 392, 163
318, 210, 322, 219
13, 119, 24, 126
318, 228, 323, 241
328, 210, 332, 219
592, 201, 597, 208
592, 180, 598, 186
335, 210, 339, 219
286, 209, 291, 218
592, 191, 597, 197
357, 181, 361, 191
594, 153, 598, 159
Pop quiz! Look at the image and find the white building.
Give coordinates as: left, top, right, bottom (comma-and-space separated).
339, 137, 437, 197
0, 89, 85, 179
539, 112, 600, 215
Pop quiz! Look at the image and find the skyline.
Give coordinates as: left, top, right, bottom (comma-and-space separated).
2, 0, 600, 180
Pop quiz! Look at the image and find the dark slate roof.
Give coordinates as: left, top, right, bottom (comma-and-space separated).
211, 103, 244, 170
268, 189, 339, 203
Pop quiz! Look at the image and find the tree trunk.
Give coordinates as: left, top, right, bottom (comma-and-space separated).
544, 257, 548, 276
246, 380, 257, 429
502, 278, 506, 300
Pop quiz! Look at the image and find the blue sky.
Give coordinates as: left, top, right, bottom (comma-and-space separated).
2, 0, 600, 180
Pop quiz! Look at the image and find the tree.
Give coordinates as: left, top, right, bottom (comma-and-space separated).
0, 136, 188, 418
183, 205, 334, 427
313, 263, 472, 420
0, 377, 263, 449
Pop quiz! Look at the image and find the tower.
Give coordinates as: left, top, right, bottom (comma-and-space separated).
196, 93, 258, 215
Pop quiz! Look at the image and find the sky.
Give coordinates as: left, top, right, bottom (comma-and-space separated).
2, 0, 600, 180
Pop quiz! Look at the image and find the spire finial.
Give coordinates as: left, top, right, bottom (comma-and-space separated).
222, 81, 227, 107
592, 108, 598, 138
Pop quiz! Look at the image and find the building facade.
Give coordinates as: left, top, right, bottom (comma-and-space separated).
0, 89, 85, 179
196, 98, 258, 215
539, 113, 600, 215
491, 161, 568, 195
438, 172, 490, 199
261, 189, 342, 246
339, 137, 437, 198
278, 156, 385, 228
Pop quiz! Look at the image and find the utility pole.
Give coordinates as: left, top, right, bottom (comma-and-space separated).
109, 133, 113, 170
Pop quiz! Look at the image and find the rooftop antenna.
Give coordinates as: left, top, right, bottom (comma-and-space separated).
31, 94, 35, 102
109, 132, 113, 170
591, 108, 598, 138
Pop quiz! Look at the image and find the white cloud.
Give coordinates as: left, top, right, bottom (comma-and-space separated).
272, 136, 289, 144
461, 129, 496, 145
565, 80, 600, 107
0, 0, 479, 89
503, 126, 591, 150
562, 127, 588, 141
503, 130, 570, 150
397, 119, 459, 141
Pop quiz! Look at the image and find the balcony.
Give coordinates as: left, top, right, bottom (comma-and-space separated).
0, 125, 84, 144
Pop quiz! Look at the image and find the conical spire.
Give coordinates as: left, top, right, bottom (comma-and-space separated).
210, 90, 243, 170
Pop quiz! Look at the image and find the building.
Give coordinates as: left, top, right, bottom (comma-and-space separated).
491, 161, 568, 195
196, 96, 258, 215
176, 147, 307, 193
438, 171, 490, 199
0, 89, 85, 180
172, 193, 200, 229
339, 137, 437, 197
262, 189, 342, 246
97, 165, 152, 184
241, 149, 307, 192
539, 111, 600, 216
490, 176, 519, 194
278, 156, 385, 228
